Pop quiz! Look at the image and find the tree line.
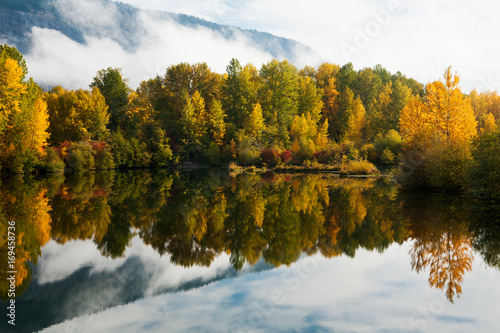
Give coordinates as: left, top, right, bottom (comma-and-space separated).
1, 44, 500, 196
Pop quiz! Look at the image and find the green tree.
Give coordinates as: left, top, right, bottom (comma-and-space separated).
469, 130, 500, 198
259, 59, 299, 128
330, 87, 354, 142
0, 44, 28, 80
90, 67, 130, 130
222, 59, 259, 129
297, 75, 323, 122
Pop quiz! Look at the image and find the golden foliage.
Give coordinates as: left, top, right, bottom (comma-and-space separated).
400, 68, 477, 151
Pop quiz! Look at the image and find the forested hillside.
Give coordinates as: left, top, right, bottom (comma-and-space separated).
0, 0, 316, 62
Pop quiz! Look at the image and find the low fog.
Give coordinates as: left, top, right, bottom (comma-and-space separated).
22, 0, 314, 90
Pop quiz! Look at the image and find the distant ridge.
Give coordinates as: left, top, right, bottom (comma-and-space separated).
0, 0, 320, 63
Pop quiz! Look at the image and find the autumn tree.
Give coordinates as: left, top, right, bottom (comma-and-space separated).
399, 67, 477, 189
90, 67, 130, 130
329, 86, 355, 142
0, 44, 27, 80
0, 50, 49, 173
314, 62, 340, 90
469, 89, 500, 134
259, 59, 299, 128
321, 77, 339, 137
45, 86, 110, 144
245, 102, 265, 142
297, 75, 323, 122
346, 96, 366, 142
163, 62, 222, 119
207, 99, 226, 146
222, 59, 259, 129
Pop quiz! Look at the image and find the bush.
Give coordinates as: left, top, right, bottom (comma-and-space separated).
427, 143, 470, 191
312, 143, 342, 165
130, 138, 151, 167
43, 147, 65, 173
91, 141, 115, 170
469, 131, 500, 198
261, 148, 280, 166
66, 141, 95, 171
239, 145, 261, 165
360, 144, 378, 163
398, 143, 470, 190
380, 148, 395, 165
236, 130, 261, 166
152, 142, 173, 167
374, 130, 403, 164
291, 137, 316, 163
110, 132, 151, 168
345, 160, 379, 175
203, 142, 221, 166
280, 150, 292, 164
110, 131, 132, 168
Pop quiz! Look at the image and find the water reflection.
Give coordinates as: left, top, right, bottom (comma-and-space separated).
1, 170, 500, 331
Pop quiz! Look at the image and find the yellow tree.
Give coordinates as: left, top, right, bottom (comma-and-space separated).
481, 112, 498, 134
0, 58, 49, 172
191, 90, 207, 141
399, 95, 430, 151
400, 67, 476, 149
24, 97, 49, 153
425, 67, 476, 145
411, 229, 474, 303
369, 82, 392, 136
0, 58, 26, 135
399, 67, 477, 189
346, 96, 366, 142
245, 102, 265, 141
321, 77, 339, 135
207, 99, 226, 146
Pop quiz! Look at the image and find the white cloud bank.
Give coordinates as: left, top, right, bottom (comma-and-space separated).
114, 0, 500, 93
24, 0, 277, 90
40, 242, 500, 333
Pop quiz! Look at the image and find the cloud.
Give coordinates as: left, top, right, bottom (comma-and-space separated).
113, 0, 500, 93
24, 0, 278, 90
40, 241, 500, 333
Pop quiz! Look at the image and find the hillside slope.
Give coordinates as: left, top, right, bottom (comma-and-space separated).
0, 0, 318, 63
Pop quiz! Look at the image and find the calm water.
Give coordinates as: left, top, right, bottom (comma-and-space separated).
1, 170, 500, 332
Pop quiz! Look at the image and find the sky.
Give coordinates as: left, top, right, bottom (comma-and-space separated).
40, 239, 500, 332
105, 0, 500, 93
12, 0, 500, 92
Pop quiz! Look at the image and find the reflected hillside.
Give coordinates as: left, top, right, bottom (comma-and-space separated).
1, 170, 500, 305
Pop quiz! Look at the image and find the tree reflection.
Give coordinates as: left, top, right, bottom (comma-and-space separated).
403, 193, 474, 303
4, 169, 500, 301
0, 175, 62, 300
469, 202, 500, 270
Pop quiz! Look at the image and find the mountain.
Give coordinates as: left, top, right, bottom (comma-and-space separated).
0, 0, 319, 64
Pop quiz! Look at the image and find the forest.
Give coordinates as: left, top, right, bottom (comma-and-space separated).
1, 44, 500, 196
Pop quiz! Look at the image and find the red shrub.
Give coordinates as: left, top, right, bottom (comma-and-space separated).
261, 148, 280, 165
280, 150, 292, 164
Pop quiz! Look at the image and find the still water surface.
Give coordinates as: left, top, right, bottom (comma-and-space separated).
1, 170, 499, 332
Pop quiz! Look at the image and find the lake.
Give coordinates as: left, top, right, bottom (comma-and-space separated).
1, 170, 500, 332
